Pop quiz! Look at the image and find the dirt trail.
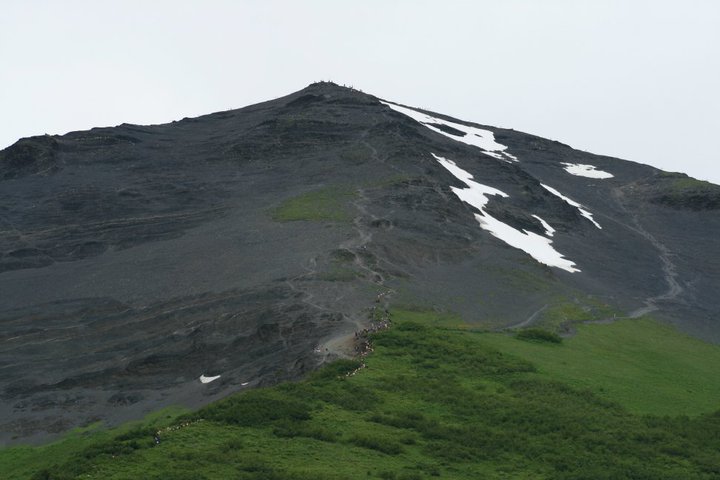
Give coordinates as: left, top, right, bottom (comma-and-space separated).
288, 135, 395, 360
284, 256, 329, 313
611, 189, 683, 317
514, 189, 687, 336
506, 304, 549, 330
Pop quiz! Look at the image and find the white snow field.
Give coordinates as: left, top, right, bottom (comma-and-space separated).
434, 154, 579, 273
382, 101, 518, 162
541, 184, 602, 229
562, 162, 614, 179
199, 374, 221, 384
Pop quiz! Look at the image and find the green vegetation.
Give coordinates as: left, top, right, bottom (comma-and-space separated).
657, 172, 716, 191
534, 296, 619, 330
271, 186, 356, 222
669, 177, 715, 191
482, 317, 720, 416
385, 305, 468, 330
3, 312, 720, 479
515, 328, 562, 344
317, 249, 363, 281
0, 406, 188, 480
651, 172, 720, 209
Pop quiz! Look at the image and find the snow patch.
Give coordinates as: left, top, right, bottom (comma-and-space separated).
532, 215, 555, 237
562, 163, 613, 179
199, 374, 221, 384
541, 184, 602, 229
434, 154, 579, 273
382, 101, 518, 163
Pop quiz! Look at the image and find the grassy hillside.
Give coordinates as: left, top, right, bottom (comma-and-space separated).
2, 311, 720, 479
482, 318, 720, 416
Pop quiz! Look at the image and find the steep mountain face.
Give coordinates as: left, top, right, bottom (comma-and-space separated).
1, 82, 718, 444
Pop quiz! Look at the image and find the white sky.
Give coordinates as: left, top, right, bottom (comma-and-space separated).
2, 1, 719, 183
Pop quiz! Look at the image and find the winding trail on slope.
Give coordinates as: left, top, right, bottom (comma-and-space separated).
284, 256, 330, 313
508, 188, 685, 333
340, 188, 384, 285
284, 134, 395, 360
505, 304, 549, 330
611, 189, 683, 317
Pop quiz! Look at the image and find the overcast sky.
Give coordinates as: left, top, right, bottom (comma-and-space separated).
2, 1, 719, 183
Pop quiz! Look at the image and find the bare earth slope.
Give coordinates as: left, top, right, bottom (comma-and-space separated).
1, 82, 718, 444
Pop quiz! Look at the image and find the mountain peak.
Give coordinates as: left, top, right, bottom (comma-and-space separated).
279, 81, 379, 107
1, 86, 719, 444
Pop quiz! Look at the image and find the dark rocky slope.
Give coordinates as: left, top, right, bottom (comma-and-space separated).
1, 82, 718, 443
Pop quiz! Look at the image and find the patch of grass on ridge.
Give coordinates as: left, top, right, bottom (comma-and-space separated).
535, 296, 620, 331
3, 312, 720, 479
657, 172, 717, 191
271, 185, 356, 222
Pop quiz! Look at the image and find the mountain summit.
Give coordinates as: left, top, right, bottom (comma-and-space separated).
1, 82, 719, 443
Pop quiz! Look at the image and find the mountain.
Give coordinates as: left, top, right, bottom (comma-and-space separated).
1, 82, 719, 446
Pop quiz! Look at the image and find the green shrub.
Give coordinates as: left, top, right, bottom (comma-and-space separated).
516, 328, 562, 344
196, 390, 311, 426
349, 434, 403, 455
318, 381, 381, 411
272, 420, 338, 442
308, 358, 363, 381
